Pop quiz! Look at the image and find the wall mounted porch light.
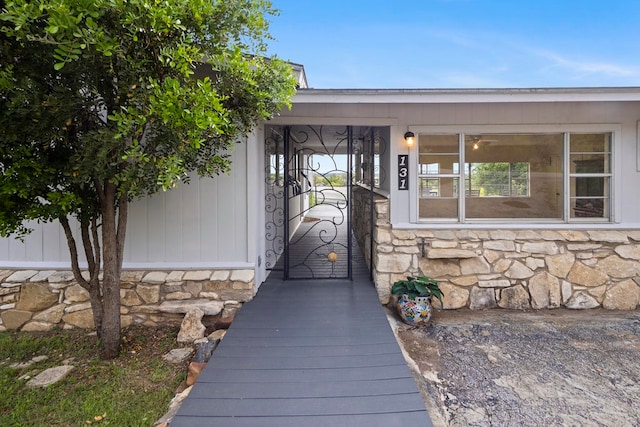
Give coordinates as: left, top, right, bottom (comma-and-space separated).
404, 131, 415, 146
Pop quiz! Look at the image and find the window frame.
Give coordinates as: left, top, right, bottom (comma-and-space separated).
410, 125, 619, 224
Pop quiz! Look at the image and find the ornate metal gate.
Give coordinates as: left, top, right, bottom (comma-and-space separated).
265, 125, 354, 279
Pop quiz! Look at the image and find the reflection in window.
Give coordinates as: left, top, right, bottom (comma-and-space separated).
466, 162, 529, 197
570, 133, 611, 219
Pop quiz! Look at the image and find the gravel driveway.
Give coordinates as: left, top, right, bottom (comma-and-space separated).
393, 309, 640, 427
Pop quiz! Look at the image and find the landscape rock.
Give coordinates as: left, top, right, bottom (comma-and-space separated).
26, 365, 74, 388
186, 362, 207, 386
193, 340, 219, 363
159, 299, 224, 316
5, 270, 38, 283
163, 348, 194, 364
62, 309, 94, 329
136, 284, 161, 304
153, 385, 192, 427
177, 308, 206, 344
438, 282, 469, 309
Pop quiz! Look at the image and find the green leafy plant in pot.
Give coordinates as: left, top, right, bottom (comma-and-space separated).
391, 276, 444, 326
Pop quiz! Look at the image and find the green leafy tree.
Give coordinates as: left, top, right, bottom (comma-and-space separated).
0, 0, 296, 358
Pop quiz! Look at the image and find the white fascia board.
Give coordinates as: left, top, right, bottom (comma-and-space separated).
292, 87, 640, 104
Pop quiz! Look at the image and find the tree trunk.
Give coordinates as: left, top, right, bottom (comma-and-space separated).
99, 182, 126, 359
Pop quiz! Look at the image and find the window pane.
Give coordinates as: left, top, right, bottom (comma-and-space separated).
569, 133, 611, 220
570, 177, 609, 218
464, 134, 564, 219
419, 155, 459, 174
419, 178, 459, 219
419, 134, 459, 153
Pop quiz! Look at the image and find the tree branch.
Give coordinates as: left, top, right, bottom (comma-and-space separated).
59, 216, 89, 289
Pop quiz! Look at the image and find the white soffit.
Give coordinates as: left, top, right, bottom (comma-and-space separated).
292, 87, 640, 104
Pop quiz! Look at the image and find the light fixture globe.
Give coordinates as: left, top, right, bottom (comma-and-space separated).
404, 131, 415, 146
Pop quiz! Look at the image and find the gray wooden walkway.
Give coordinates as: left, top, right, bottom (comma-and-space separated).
170, 201, 432, 426
170, 275, 433, 426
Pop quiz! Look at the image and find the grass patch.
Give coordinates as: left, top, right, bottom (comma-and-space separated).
0, 326, 185, 426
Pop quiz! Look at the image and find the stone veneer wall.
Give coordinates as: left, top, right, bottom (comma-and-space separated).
0, 269, 255, 332
373, 199, 640, 311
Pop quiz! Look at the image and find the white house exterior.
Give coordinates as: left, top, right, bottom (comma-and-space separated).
3, 84, 640, 331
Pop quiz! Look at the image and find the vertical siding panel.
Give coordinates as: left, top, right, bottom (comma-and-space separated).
42, 221, 64, 262
199, 176, 219, 263
145, 192, 165, 263
125, 197, 149, 263
180, 177, 200, 262
216, 161, 238, 262
164, 186, 184, 262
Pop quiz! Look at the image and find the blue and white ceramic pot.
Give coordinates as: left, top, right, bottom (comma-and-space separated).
397, 294, 432, 326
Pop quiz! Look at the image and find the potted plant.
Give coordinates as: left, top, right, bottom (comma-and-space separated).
391, 276, 444, 326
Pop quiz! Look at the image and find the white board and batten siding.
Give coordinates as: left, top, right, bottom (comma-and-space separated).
0, 142, 254, 270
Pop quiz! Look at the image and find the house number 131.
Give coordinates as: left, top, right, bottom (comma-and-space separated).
398, 155, 409, 190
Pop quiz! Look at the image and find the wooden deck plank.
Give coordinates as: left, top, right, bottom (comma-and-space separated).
176, 393, 427, 417
170, 411, 430, 427
187, 377, 424, 399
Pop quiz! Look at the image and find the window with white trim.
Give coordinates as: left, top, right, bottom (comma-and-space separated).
417, 132, 612, 222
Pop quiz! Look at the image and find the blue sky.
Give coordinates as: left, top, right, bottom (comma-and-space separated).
267, 0, 640, 88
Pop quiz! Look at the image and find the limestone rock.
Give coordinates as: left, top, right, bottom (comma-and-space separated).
375, 253, 412, 273
566, 291, 599, 309
478, 279, 510, 288
120, 289, 142, 306
62, 309, 94, 329
470, 287, 497, 310
428, 249, 477, 259
597, 255, 640, 279
210, 270, 229, 281
522, 242, 559, 255
159, 299, 224, 316
489, 230, 516, 241
603, 280, 640, 310
557, 230, 589, 242
438, 282, 469, 309
21, 321, 54, 332
166, 271, 186, 282
136, 284, 160, 304
6, 270, 38, 283
29, 270, 55, 282
505, 261, 534, 279
163, 347, 194, 364
588, 231, 629, 243
1, 309, 32, 329
498, 285, 531, 310
614, 244, 640, 260
177, 308, 206, 344
183, 270, 212, 281
545, 253, 575, 279
33, 304, 66, 323
64, 284, 90, 303
484, 240, 516, 252
419, 259, 461, 278
16, 283, 58, 312
567, 262, 607, 287
230, 270, 254, 283
460, 257, 491, 275
27, 365, 74, 388
529, 272, 560, 309
143, 271, 169, 284
47, 271, 75, 283
166, 292, 194, 301
117, 271, 143, 283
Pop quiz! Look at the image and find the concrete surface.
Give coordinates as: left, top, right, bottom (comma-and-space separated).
395, 309, 640, 427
